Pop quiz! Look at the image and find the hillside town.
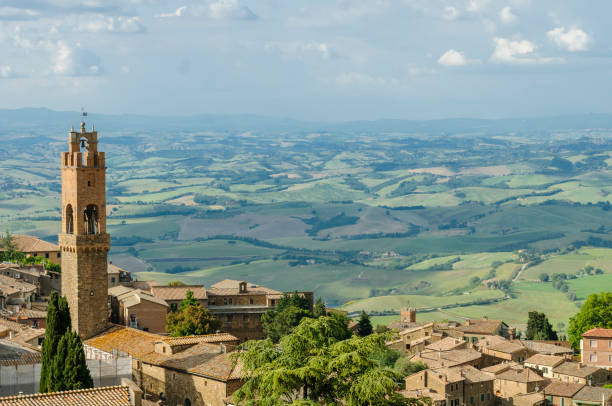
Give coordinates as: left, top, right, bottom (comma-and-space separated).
0, 123, 611, 406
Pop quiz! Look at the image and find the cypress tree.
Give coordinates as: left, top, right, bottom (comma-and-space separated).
63, 331, 94, 390
40, 292, 62, 392
50, 333, 69, 392
357, 311, 373, 337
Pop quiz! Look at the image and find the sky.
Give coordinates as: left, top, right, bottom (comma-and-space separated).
0, 0, 611, 121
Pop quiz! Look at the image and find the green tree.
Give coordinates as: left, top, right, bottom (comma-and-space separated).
62, 331, 94, 390
0, 230, 25, 263
167, 280, 186, 286
40, 293, 92, 393
394, 358, 426, 378
233, 316, 416, 406
261, 292, 313, 342
313, 297, 326, 318
166, 295, 220, 337
262, 305, 311, 342
568, 292, 612, 349
526, 311, 558, 341
539, 273, 550, 282
357, 311, 373, 337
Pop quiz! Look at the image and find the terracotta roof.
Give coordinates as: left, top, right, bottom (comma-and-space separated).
111, 288, 169, 308
513, 392, 545, 406
400, 388, 446, 402
400, 323, 434, 336
418, 348, 482, 368
0, 352, 41, 366
482, 363, 513, 374
0, 275, 37, 294
456, 318, 504, 335
10, 309, 47, 319
85, 326, 242, 381
496, 368, 546, 383
208, 279, 281, 296
107, 263, 128, 275
3, 235, 59, 254
0, 385, 131, 405
544, 381, 585, 398
519, 340, 573, 355
431, 365, 493, 384
553, 362, 602, 378
573, 386, 612, 402
151, 285, 207, 301
524, 354, 565, 367
160, 333, 238, 346
189, 352, 243, 380
487, 341, 526, 354
425, 337, 466, 351
582, 327, 612, 338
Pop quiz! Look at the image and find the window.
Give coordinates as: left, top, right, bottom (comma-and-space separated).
227, 315, 233, 322
184, 399, 191, 406
57, 252, 61, 258
487, 394, 490, 400
229, 298, 233, 305
243, 314, 249, 321
470, 396, 474, 404
45, 253, 49, 258
250, 298, 254, 305
561, 398, 564, 406
591, 340, 598, 348
111, 277, 116, 283
590, 353, 598, 362
609, 355, 612, 362
481, 394, 484, 402
171, 303, 178, 311
224, 298, 227, 305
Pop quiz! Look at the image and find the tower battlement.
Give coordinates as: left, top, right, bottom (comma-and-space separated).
59, 120, 110, 340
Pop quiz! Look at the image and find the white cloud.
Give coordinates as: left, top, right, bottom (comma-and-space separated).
547, 27, 590, 52
0, 65, 14, 78
265, 41, 332, 60
490, 37, 561, 64
467, 0, 490, 13
0, 6, 40, 20
438, 49, 468, 67
158, 6, 187, 18
159, 0, 256, 20
441, 6, 461, 21
77, 16, 145, 33
51, 41, 103, 76
499, 6, 516, 24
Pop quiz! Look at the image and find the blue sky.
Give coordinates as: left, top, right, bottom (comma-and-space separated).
0, 0, 610, 121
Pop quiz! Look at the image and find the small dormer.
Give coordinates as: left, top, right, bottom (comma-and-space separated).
239, 281, 247, 293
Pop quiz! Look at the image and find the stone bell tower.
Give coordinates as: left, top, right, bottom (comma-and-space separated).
58, 119, 110, 339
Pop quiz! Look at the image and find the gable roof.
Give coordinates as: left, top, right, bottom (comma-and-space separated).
150, 285, 207, 301
431, 365, 493, 384
159, 333, 238, 347
495, 368, 546, 383
544, 381, 585, 398
456, 318, 505, 335
573, 386, 612, 402
425, 337, 466, 352
4, 235, 59, 253
553, 362, 602, 378
208, 279, 281, 296
524, 354, 565, 367
519, 340, 573, 355
0, 385, 131, 405
582, 327, 612, 338
110, 287, 168, 308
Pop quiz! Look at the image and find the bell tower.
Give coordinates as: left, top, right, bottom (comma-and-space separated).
58, 119, 110, 339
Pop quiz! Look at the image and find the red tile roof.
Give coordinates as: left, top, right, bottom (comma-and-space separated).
0, 385, 131, 405
582, 327, 612, 338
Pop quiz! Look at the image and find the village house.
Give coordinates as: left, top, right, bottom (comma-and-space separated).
425, 337, 468, 352
0, 378, 144, 406
581, 328, 612, 370
1, 235, 61, 262
543, 381, 585, 406
150, 284, 208, 310
398, 323, 439, 354
476, 336, 532, 363
524, 354, 566, 378
0, 263, 60, 297
572, 386, 612, 406
551, 362, 611, 385
6, 309, 47, 329
512, 392, 546, 406
415, 347, 485, 369
519, 340, 574, 358
107, 263, 133, 288
404, 365, 495, 406
451, 317, 515, 343
84, 326, 242, 406
0, 274, 37, 311
484, 364, 547, 401
206, 279, 313, 342
108, 286, 169, 333
399, 387, 446, 406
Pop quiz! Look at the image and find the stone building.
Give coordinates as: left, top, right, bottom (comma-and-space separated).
551, 361, 611, 385
572, 386, 612, 406
206, 279, 313, 341
108, 286, 169, 333
0, 263, 60, 298
476, 336, 531, 363
85, 326, 242, 406
523, 354, 565, 378
0, 274, 37, 310
1, 235, 60, 262
107, 263, 133, 288
404, 365, 495, 406
489, 366, 547, 400
150, 285, 208, 311
453, 317, 514, 343
581, 328, 612, 370
543, 381, 584, 406
58, 120, 110, 340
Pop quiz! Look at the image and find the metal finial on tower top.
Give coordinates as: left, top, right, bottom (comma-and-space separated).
80, 108, 87, 133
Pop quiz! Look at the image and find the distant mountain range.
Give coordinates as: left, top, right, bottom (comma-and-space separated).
2, 107, 612, 135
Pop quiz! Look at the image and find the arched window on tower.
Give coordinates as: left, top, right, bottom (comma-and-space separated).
65, 204, 74, 234
84, 204, 99, 235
